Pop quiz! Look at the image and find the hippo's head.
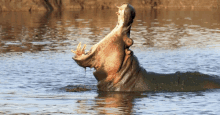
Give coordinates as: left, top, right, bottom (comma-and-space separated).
72, 4, 137, 88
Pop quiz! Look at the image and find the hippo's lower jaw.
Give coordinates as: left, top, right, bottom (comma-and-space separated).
71, 42, 98, 68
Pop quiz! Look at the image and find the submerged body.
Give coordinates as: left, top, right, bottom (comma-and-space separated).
72, 4, 220, 91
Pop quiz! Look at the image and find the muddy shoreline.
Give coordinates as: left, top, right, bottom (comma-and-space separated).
0, 0, 219, 12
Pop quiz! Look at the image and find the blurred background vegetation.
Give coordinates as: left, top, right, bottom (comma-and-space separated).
0, 0, 219, 12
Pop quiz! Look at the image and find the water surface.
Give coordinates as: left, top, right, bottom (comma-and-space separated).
1, 9, 220, 114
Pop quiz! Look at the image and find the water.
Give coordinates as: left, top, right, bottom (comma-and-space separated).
0, 9, 220, 114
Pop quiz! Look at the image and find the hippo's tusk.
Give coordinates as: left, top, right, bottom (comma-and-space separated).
71, 42, 87, 55
81, 44, 87, 54
77, 42, 81, 51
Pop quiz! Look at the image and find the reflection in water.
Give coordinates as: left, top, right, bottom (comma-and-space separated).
0, 10, 117, 53
74, 91, 146, 115
74, 88, 219, 114
133, 8, 220, 49
94, 92, 143, 115
1, 9, 220, 53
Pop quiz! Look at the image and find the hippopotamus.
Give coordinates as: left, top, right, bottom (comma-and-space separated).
72, 3, 220, 92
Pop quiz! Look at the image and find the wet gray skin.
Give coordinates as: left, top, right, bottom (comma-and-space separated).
72, 4, 220, 92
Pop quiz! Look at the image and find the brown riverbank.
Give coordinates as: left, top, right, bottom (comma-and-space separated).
0, 0, 219, 12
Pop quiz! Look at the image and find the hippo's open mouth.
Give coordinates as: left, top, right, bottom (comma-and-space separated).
71, 3, 135, 70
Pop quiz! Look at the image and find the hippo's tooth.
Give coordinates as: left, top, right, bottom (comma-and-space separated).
81, 44, 87, 54
71, 42, 87, 55
77, 42, 81, 51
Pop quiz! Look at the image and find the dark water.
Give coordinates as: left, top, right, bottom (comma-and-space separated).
1, 9, 220, 114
